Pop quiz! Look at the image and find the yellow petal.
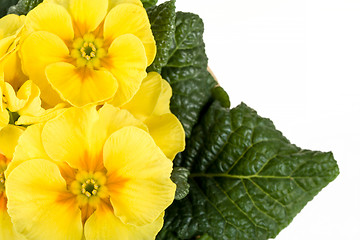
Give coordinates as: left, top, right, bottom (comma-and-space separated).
108, 0, 142, 11
145, 113, 186, 160
86, 104, 147, 166
84, 204, 164, 240
6, 159, 83, 240
6, 124, 50, 178
121, 72, 162, 121
0, 110, 9, 130
0, 204, 27, 240
69, 0, 108, 36
41, 106, 101, 171
46, 62, 118, 107
26, 2, 74, 41
103, 126, 175, 226
20, 31, 68, 106
2, 51, 27, 91
152, 78, 172, 116
0, 14, 24, 39
104, 3, 156, 65
104, 34, 147, 106
16, 103, 67, 126
3, 82, 26, 112
0, 125, 23, 159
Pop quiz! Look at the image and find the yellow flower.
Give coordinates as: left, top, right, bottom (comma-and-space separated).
21, 0, 156, 107
0, 78, 66, 129
5, 105, 175, 239
0, 14, 27, 91
0, 125, 26, 240
120, 72, 186, 160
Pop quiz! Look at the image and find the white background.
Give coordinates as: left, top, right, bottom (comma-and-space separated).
159, 0, 360, 239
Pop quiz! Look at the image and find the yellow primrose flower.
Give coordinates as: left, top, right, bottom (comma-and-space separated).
0, 14, 27, 91
120, 72, 186, 160
0, 125, 26, 239
0, 78, 66, 129
5, 105, 175, 239
21, 0, 156, 107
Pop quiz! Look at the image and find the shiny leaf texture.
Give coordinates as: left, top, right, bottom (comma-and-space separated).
162, 12, 217, 138
0, 0, 18, 17
142, 0, 158, 9
7, 0, 43, 15
158, 101, 339, 240
147, 0, 176, 73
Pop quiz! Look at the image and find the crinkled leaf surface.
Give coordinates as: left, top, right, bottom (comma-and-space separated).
141, 0, 158, 9
171, 167, 191, 200
0, 0, 19, 17
7, 0, 43, 15
162, 12, 217, 138
147, 0, 176, 73
158, 101, 339, 240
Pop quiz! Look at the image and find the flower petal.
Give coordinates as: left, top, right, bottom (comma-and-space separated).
145, 113, 185, 160
104, 34, 147, 106
121, 72, 162, 121
103, 126, 175, 226
2, 51, 27, 91
108, 0, 142, 11
41, 106, 101, 171
26, 2, 74, 41
84, 203, 164, 240
6, 159, 83, 240
6, 124, 50, 178
0, 110, 9, 130
69, 0, 108, 36
20, 31, 69, 106
0, 201, 26, 240
46, 62, 118, 107
152, 78, 172, 116
0, 125, 23, 159
104, 3, 155, 65
0, 14, 24, 38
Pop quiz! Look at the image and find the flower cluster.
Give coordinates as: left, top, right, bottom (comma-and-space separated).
0, 0, 185, 239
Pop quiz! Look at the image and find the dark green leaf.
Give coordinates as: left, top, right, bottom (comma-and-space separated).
147, 0, 176, 73
162, 12, 217, 138
171, 167, 190, 200
7, 0, 43, 15
159, 101, 339, 240
211, 86, 230, 108
0, 0, 18, 18
141, 0, 158, 9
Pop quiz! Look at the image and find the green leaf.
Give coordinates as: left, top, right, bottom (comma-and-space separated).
211, 86, 230, 108
7, 0, 43, 16
171, 167, 190, 200
162, 12, 217, 138
158, 101, 339, 240
141, 0, 158, 9
0, 0, 18, 18
147, 0, 176, 73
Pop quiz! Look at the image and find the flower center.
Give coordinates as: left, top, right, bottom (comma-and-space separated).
81, 178, 99, 197
71, 171, 108, 207
71, 33, 106, 69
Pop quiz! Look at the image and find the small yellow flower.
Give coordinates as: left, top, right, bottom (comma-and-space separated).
21, 0, 156, 107
0, 78, 66, 129
0, 125, 26, 240
5, 105, 175, 239
120, 72, 186, 160
0, 14, 27, 90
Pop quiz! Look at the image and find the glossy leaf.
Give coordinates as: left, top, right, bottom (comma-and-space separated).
162, 12, 217, 138
7, 0, 43, 15
147, 0, 176, 73
158, 101, 339, 240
